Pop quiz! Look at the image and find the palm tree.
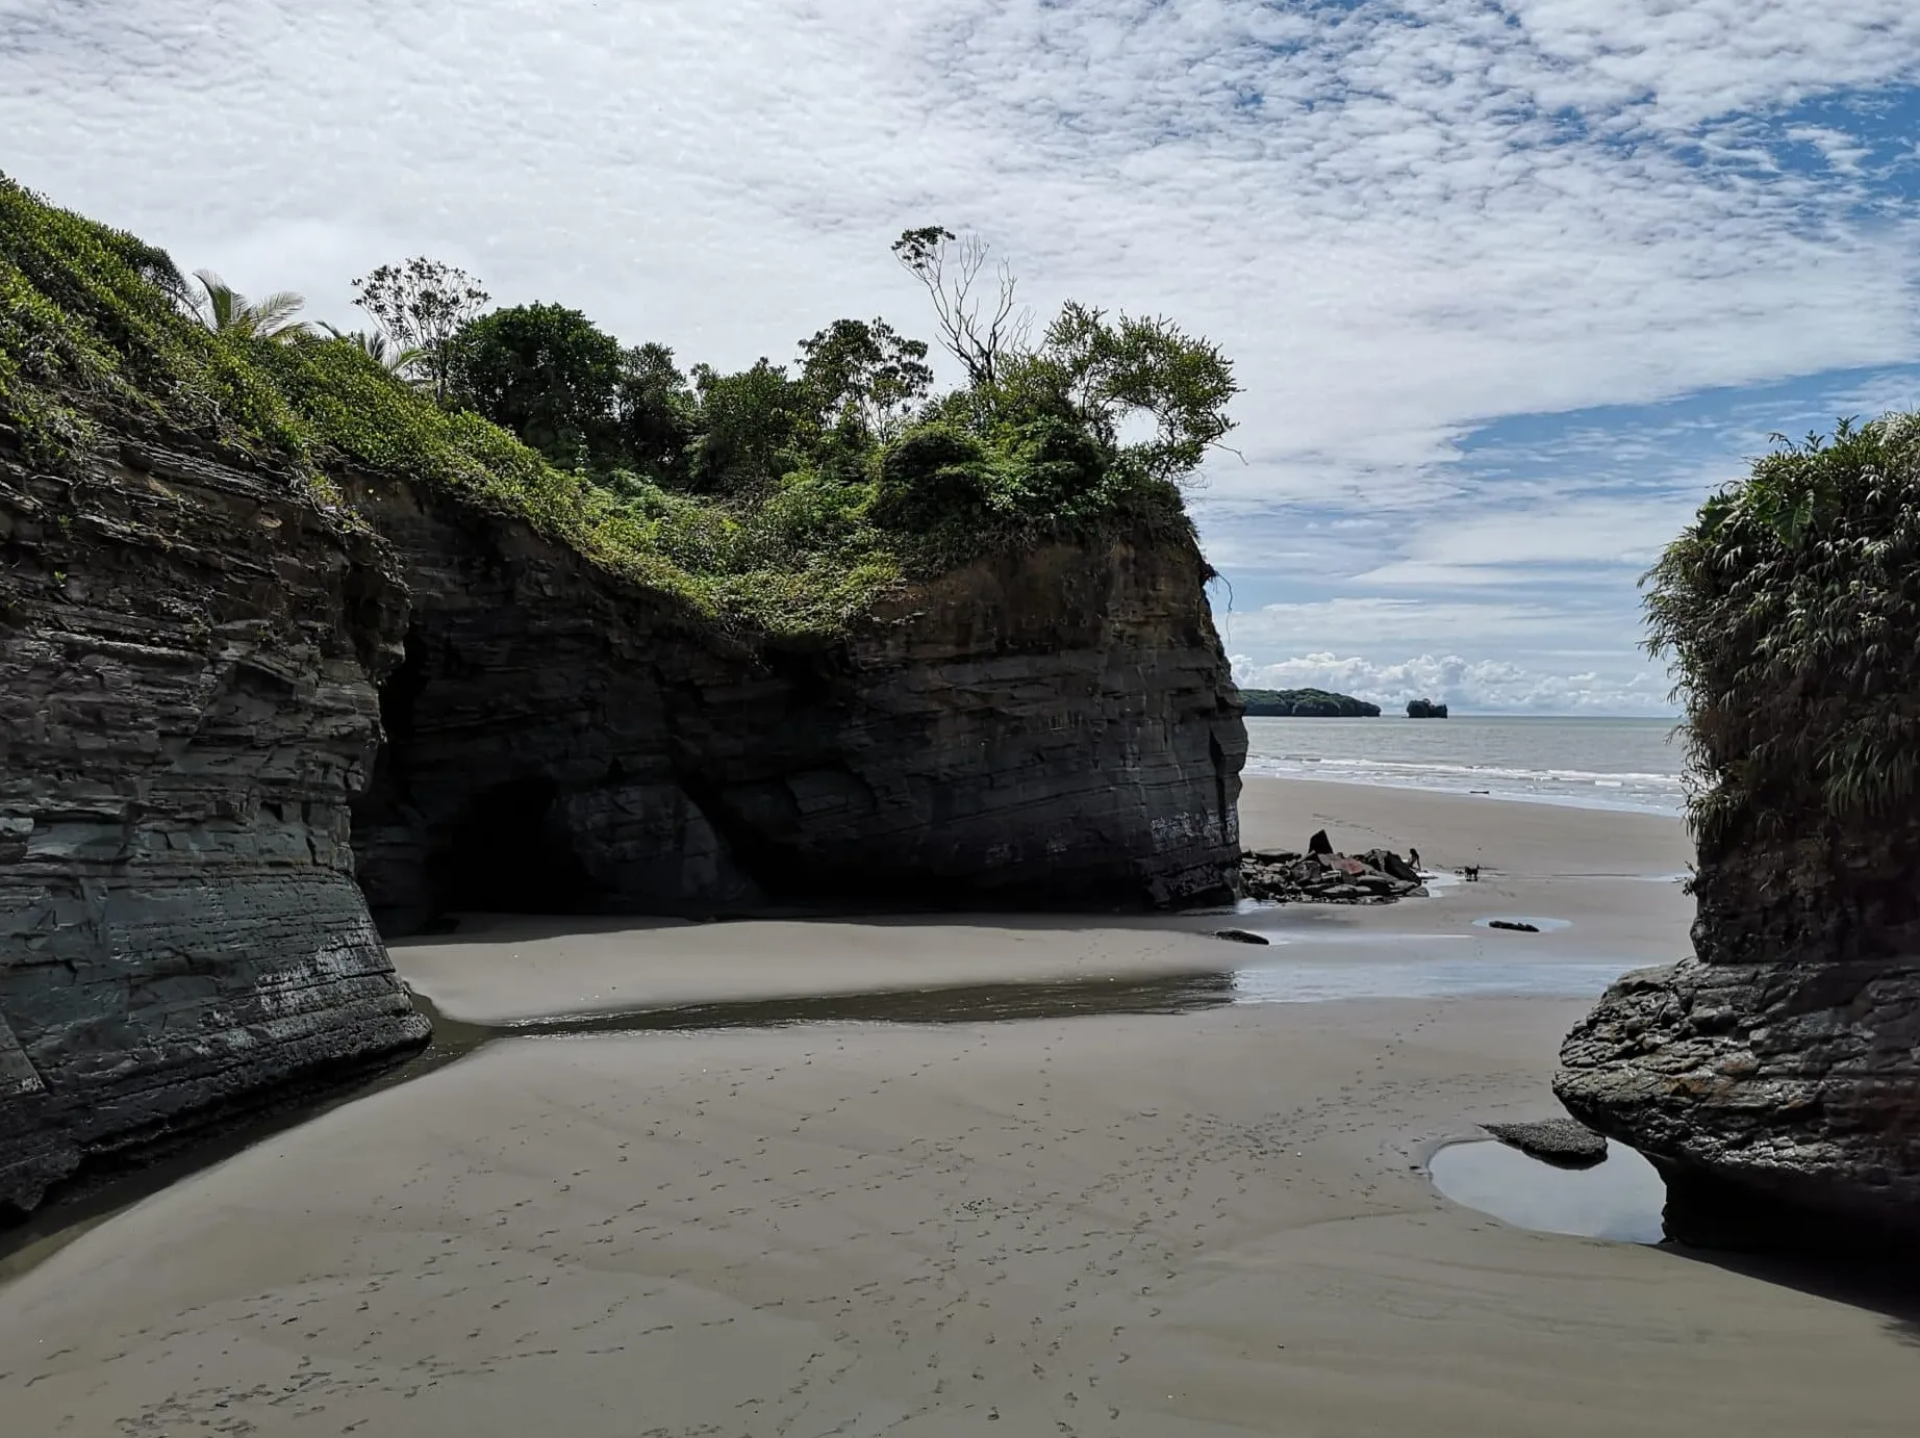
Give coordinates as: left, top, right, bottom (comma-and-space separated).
317, 322, 426, 381
188, 269, 310, 342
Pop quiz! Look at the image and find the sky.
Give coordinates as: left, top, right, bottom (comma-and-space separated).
3, 0, 1918, 714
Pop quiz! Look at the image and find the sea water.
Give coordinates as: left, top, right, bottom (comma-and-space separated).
1243, 714, 1685, 815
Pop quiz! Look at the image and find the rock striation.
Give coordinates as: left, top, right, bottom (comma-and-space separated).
0, 429, 429, 1213
1556, 954, 1920, 1250
2, 181, 1247, 1215
1556, 700, 1920, 1250
2, 439, 1245, 1210
344, 473, 1247, 929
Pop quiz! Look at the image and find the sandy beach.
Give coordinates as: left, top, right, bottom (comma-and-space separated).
4, 778, 1915, 1435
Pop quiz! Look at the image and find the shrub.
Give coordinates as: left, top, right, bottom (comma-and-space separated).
1647, 414, 1920, 843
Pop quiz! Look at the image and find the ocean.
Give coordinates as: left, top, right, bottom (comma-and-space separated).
1242, 715, 1687, 816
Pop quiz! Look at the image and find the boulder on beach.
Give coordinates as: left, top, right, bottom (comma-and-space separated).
1239, 845, 1427, 906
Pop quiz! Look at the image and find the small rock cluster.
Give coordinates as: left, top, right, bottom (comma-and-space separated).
1240, 832, 1427, 905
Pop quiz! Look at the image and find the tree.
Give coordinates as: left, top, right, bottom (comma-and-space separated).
352, 257, 489, 403
187, 269, 310, 342
685, 359, 809, 496
892, 226, 1028, 392
1004, 302, 1239, 484
796, 317, 933, 444
449, 303, 624, 468
616, 342, 697, 480
317, 322, 424, 379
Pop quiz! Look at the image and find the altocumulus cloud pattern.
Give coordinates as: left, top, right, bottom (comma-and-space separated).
3, 0, 1918, 711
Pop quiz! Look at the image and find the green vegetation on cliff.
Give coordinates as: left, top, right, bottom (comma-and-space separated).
1647, 414, 1920, 841
0, 178, 1238, 639
1238, 687, 1380, 717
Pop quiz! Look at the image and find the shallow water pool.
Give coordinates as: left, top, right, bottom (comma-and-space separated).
1430, 1137, 1667, 1243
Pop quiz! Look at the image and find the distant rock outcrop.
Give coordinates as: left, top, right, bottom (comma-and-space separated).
1405, 697, 1449, 719
1237, 686, 1380, 718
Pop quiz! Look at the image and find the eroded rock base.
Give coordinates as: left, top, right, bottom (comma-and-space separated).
2, 438, 428, 1213
1556, 957, 1920, 1252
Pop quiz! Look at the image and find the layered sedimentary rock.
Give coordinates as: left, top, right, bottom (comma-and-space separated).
0, 430, 428, 1212
1, 423, 1245, 1215
1556, 801, 1920, 1249
345, 473, 1246, 930
1557, 956, 1920, 1247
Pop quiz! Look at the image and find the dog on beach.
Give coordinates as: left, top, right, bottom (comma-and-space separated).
1461, 864, 1480, 882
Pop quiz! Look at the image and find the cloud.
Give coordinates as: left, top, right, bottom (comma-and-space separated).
1232, 652, 1676, 716
2, 1, 1917, 706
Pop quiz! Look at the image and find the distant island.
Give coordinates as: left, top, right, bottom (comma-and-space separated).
1406, 698, 1449, 719
1239, 687, 1381, 717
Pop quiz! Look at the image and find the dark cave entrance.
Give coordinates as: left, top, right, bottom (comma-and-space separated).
423, 775, 600, 916
354, 629, 605, 929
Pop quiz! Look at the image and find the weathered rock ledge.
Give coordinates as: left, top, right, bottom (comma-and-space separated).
1556, 955, 1920, 1250
1, 429, 429, 1213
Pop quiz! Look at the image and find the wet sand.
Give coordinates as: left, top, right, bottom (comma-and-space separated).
4, 777, 1915, 1434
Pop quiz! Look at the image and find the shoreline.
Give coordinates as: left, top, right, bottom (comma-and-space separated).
1240, 711, 1686, 817
13, 779, 1912, 1435
1243, 765, 1682, 816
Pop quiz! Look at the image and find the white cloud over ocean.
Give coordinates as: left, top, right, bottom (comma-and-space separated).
3, 1, 1918, 711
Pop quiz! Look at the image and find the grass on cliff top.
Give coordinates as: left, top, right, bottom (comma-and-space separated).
0, 176, 1213, 640
1646, 412, 1920, 843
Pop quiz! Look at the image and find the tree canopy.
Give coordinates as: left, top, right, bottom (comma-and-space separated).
1239, 688, 1380, 717
0, 175, 1240, 641
451, 302, 626, 469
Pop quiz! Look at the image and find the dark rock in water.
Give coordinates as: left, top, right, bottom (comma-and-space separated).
1482, 1118, 1608, 1169
1307, 828, 1333, 856
1487, 919, 1540, 933
1, 438, 430, 1214
1213, 928, 1270, 945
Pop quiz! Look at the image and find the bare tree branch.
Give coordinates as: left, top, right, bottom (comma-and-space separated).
892, 226, 1030, 392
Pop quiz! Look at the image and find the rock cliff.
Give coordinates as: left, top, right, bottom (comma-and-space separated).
0, 429, 429, 1213
1556, 954, 1920, 1250
1, 177, 1247, 1214
1, 434, 1245, 1215
345, 473, 1246, 930
1554, 415, 1920, 1252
